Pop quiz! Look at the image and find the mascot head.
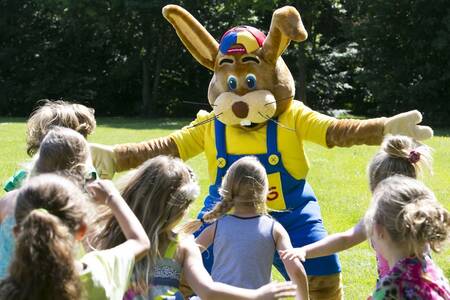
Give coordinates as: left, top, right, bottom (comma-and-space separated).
163, 5, 307, 127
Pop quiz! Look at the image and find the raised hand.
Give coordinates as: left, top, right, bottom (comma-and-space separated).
86, 179, 120, 205
384, 110, 433, 140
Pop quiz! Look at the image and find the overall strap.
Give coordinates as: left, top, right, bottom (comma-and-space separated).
266, 119, 279, 154
214, 119, 228, 182
214, 119, 227, 159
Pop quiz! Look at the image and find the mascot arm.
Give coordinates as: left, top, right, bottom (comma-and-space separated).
112, 110, 210, 172
114, 136, 179, 172
326, 118, 386, 147
326, 110, 433, 148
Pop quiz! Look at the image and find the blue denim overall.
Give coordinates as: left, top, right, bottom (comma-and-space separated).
197, 119, 341, 277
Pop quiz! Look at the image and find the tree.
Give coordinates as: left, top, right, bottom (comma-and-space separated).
347, 0, 450, 125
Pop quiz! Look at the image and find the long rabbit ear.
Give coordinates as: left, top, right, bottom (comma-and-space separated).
163, 5, 219, 71
262, 6, 308, 64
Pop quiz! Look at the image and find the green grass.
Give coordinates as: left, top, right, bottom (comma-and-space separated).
1, 117, 449, 298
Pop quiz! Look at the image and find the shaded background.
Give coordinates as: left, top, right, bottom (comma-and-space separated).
1, 0, 449, 125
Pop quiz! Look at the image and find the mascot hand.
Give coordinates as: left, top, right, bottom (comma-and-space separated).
90, 143, 117, 179
384, 110, 433, 140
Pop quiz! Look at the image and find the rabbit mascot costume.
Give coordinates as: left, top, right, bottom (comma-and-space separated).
91, 5, 432, 299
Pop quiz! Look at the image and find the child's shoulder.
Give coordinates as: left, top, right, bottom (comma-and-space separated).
0, 190, 19, 222
177, 233, 197, 252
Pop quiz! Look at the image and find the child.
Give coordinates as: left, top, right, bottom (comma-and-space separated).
280, 135, 432, 278
95, 155, 298, 300
3, 99, 96, 192
0, 127, 97, 279
0, 174, 150, 300
365, 176, 450, 299
191, 156, 309, 299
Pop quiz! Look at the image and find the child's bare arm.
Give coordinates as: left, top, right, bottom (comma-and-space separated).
280, 219, 366, 261
0, 191, 18, 223
181, 236, 297, 300
195, 222, 216, 251
87, 180, 150, 260
273, 222, 309, 300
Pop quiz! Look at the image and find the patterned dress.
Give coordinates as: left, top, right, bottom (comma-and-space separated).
124, 237, 183, 300
371, 256, 450, 300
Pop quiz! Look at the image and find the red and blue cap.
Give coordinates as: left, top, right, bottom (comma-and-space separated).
219, 26, 266, 55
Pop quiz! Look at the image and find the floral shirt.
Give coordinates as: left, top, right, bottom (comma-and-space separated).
371, 256, 450, 300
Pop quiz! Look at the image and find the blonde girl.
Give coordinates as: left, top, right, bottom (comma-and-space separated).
280, 135, 432, 278
0, 174, 150, 300
95, 155, 298, 300
3, 99, 96, 192
0, 127, 97, 279
192, 156, 309, 300
366, 176, 450, 299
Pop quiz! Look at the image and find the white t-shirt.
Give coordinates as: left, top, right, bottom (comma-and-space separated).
79, 247, 135, 300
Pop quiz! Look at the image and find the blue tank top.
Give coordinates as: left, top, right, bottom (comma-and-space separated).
211, 214, 276, 289
0, 216, 16, 279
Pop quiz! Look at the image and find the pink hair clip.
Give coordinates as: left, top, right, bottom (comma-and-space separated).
408, 150, 421, 164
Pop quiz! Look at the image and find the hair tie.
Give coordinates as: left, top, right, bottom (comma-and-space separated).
408, 150, 421, 164
35, 208, 49, 214
200, 217, 206, 225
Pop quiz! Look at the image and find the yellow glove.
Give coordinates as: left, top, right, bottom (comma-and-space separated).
384, 110, 433, 140
89, 143, 117, 179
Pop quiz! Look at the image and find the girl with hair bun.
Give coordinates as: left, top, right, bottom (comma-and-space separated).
3, 99, 96, 193
280, 135, 433, 279
366, 176, 450, 299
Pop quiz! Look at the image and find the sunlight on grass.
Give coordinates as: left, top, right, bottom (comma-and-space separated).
1, 117, 449, 298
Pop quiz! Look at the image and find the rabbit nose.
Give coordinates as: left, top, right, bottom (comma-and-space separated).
232, 101, 249, 118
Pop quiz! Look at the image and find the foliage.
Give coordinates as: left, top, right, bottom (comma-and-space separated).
345, 0, 450, 124
0, 1, 448, 124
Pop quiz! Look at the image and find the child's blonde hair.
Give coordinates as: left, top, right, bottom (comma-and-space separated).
26, 100, 96, 156
183, 156, 268, 234
95, 156, 199, 292
365, 176, 449, 259
368, 135, 432, 192
0, 175, 87, 300
30, 126, 91, 186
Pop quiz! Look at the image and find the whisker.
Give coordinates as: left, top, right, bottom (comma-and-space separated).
258, 112, 296, 132
264, 95, 293, 106
186, 113, 223, 129
183, 101, 216, 107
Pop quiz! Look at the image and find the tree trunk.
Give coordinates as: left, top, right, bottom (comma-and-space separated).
149, 34, 163, 117
297, 46, 307, 105
141, 13, 153, 117
142, 58, 151, 116
296, 0, 308, 105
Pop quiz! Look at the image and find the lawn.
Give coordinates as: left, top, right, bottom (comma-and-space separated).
1, 117, 449, 298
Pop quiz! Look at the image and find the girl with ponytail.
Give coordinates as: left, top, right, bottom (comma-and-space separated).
280, 135, 433, 279
95, 155, 299, 300
0, 174, 150, 300
0, 126, 97, 280
365, 176, 450, 299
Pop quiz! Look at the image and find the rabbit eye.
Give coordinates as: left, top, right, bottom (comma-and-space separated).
246, 74, 257, 89
227, 75, 238, 91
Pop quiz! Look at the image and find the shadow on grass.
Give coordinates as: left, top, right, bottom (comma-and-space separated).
97, 117, 193, 130
0, 117, 27, 123
433, 128, 450, 137
2, 116, 450, 136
